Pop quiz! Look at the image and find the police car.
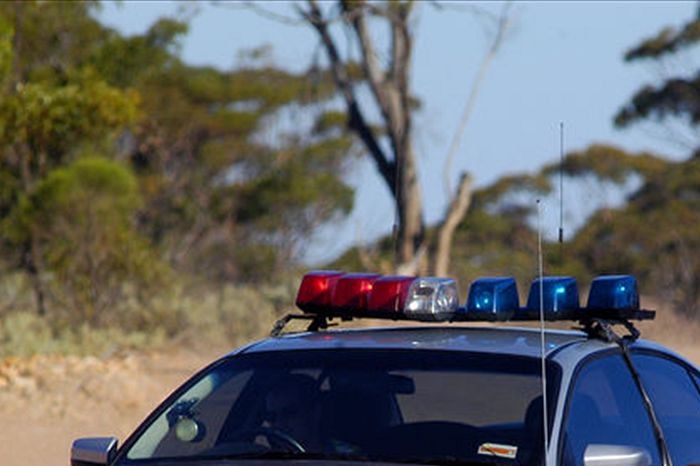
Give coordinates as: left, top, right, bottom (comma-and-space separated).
72, 272, 700, 466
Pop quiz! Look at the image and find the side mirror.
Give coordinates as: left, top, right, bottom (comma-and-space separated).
584, 444, 652, 466
71, 437, 118, 466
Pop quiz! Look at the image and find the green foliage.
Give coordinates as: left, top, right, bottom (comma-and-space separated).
86, 18, 187, 88
3, 2, 700, 353
0, 73, 139, 160
4, 158, 165, 325
0, 1, 104, 82
542, 144, 667, 183
125, 52, 356, 282
313, 110, 347, 135
615, 10, 700, 133
624, 11, 700, 61
0, 17, 12, 84
472, 172, 551, 212
568, 156, 700, 314
0, 0, 357, 326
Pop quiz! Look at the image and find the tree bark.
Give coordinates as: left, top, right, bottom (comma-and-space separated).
431, 173, 473, 276
22, 239, 47, 316
305, 0, 425, 268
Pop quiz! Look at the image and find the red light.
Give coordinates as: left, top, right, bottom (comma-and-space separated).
367, 276, 416, 312
330, 273, 381, 310
295, 271, 345, 312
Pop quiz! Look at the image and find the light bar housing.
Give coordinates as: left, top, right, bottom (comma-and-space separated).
587, 275, 639, 311
330, 273, 381, 311
464, 277, 519, 321
404, 277, 459, 322
523, 276, 579, 320
367, 276, 417, 312
295, 271, 344, 313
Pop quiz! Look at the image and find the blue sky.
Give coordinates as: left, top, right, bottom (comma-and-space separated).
97, 1, 698, 263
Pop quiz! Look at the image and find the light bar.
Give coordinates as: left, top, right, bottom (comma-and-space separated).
464, 277, 519, 321
367, 276, 417, 312
523, 276, 579, 319
330, 273, 381, 310
587, 275, 639, 311
404, 277, 459, 322
295, 271, 344, 313
293, 271, 653, 324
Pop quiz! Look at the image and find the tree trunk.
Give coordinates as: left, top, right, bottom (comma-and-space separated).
23, 238, 47, 316
301, 1, 501, 275
431, 173, 473, 276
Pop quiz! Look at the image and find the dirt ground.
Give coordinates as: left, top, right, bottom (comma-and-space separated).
0, 348, 220, 466
1, 311, 700, 466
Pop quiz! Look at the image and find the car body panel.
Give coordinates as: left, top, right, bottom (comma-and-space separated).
77, 322, 699, 466
239, 326, 589, 358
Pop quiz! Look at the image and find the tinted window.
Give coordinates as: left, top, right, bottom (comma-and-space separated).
561, 354, 661, 466
123, 349, 560, 466
633, 353, 700, 466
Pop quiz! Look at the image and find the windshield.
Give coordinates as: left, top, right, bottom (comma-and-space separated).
122, 349, 560, 465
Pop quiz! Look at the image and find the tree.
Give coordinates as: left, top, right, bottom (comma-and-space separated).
91, 24, 356, 282
0, 4, 140, 315
615, 5, 700, 154
90, 13, 362, 284
0, 1, 357, 308
297, 0, 511, 275
561, 150, 700, 315
0, 2, 164, 321
5, 157, 161, 326
607, 7, 700, 313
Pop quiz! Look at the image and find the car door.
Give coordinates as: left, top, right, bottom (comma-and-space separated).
632, 351, 700, 466
559, 352, 663, 466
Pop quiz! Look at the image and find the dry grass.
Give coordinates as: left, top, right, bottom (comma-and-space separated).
635, 298, 700, 365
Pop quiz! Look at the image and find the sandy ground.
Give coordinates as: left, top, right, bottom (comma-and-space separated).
0, 348, 219, 466
1, 310, 699, 466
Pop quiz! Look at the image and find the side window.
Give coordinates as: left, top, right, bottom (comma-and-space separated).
561, 354, 661, 466
633, 353, 700, 466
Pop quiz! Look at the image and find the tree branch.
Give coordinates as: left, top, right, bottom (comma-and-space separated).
342, 1, 394, 133
303, 0, 396, 191
225, 1, 306, 26
442, 2, 513, 197
432, 172, 473, 276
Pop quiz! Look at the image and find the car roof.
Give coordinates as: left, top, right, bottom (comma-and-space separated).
237, 325, 594, 359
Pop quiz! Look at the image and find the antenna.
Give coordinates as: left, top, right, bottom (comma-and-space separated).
537, 199, 550, 466
392, 156, 402, 263
558, 122, 564, 245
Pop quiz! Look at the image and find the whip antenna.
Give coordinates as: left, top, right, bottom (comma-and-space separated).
392, 156, 402, 263
537, 199, 550, 466
558, 122, 564, 244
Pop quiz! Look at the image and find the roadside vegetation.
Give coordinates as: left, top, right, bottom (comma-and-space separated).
0, 2, 699, 356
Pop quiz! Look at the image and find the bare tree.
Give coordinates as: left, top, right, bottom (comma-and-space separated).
298, 0, 513, 275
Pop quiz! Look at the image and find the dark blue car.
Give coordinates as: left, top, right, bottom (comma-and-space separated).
71, 272, 700, 466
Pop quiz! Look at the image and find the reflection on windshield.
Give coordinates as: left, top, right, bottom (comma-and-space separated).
124, 350, 559, 465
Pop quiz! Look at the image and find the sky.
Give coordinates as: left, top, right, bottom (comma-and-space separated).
97, 1, 698, 263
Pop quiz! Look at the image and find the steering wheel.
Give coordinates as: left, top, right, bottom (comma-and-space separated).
235, 427, 306, 453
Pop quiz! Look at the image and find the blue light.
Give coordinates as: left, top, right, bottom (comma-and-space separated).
587, 275, 639, 311
465, 277, 519, 321
523, 276, 579, 319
